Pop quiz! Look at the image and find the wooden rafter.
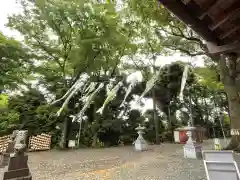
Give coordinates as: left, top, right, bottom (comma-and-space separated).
199, 0, 222, 20
219, 26, 240, 40
210, 8, 240, 31
160, 0, 240, 53
199, 0, 237, 20
159, 0, 219, 44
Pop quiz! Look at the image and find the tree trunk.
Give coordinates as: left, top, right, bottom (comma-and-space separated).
152, 88, 160, 144
91, 104, 100, 148
92, 133, 98, 147
219, 53, 240, 150
167, 106, 172, 130
59, 118, 68, 149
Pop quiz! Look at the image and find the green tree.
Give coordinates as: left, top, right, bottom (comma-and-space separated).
5, 0, 228, 148
0, 110, 19, 136
0, 94, 8, 109
195, 67, 224, 92
8, 88, 57, 136
0, 94, 19, 136
0, 32, 30, 91
8, 0, 136, 148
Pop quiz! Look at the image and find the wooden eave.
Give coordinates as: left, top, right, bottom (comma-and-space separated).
159, 0, 240, 54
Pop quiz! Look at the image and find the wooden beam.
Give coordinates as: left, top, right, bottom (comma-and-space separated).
207, 41, 240, 54
199, 0, 222, 20
210, 8, 240, 31
219, 26, 240, 40
199, 0, 236, 20
159, 0, 219, 44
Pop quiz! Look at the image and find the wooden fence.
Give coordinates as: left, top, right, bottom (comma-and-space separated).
0, 133, 51, 153
29, 133, 52, 151
0, 135, 10, 153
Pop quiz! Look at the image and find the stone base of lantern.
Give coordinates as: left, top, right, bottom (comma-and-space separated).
183, 124, 202, 160
183, 142, 202, 159
134, 138, 148, 151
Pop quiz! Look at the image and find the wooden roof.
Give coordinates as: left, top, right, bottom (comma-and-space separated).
159, 0, 240, 53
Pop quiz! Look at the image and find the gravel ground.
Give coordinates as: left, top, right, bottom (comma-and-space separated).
0, 139, 229, 179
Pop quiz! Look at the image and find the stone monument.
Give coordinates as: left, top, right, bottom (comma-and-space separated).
2, 130, 32, 180
134, 124, 148, 151
0, 130, 18, 168
183, 122, 202, 159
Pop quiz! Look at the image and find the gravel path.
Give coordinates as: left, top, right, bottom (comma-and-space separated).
0, 140, 221, 179
101, 144, 207, 180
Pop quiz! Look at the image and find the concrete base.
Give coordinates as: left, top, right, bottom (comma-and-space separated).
135, 141, 147, 151
184, 143, 202, 159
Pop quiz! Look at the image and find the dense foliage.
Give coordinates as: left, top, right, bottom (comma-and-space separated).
0, 0, 230, 148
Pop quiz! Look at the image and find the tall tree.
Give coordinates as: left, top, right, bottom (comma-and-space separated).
8, 0, 136, 148
8, 88, 55, 136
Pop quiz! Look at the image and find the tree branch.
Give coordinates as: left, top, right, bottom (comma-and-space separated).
157, 26, 203, 46
147, 42, 156, 67
34, 38, 65, 71
162, 44, 206, 56
110, 29, 134, 77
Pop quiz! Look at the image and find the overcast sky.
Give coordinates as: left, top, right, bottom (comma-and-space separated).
0, 0, 22, 39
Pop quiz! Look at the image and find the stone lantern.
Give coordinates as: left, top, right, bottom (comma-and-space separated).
183, 121, 202, 159
134, 124, 148, 151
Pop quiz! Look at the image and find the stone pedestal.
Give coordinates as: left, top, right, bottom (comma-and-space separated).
134, 125, 148, 151
3, 154, 32, 180
2, 130, 32, 180
184, 143, 202, 159
183, 125, 202, 159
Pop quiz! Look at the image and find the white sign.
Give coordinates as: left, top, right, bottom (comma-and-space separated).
231, 129, 240, 136
68, 140, 76, 148
214, 138, 221, 150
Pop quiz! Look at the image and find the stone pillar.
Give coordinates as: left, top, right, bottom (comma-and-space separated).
183, 122, 202, 159
134, 125, 148, 151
